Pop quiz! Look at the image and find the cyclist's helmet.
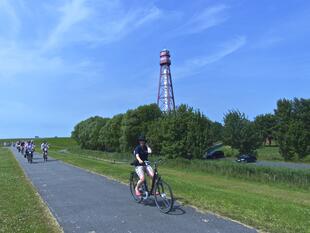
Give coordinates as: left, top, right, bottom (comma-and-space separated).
138, 135, 147, 142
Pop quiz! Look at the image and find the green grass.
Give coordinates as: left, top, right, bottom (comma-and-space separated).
165, 158, 310, 189
257, 146, 283, 161
34, 137, 78, 151
3, 137, 310, 232
47, 144, 310, 233
53, 145, 310, 190
0, 148, 61, 233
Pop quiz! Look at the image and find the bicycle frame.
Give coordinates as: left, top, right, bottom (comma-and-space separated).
142, 162, 161, 196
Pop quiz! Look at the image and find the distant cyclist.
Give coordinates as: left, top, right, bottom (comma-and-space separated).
133, 136, 154, 196
31, 140, 36, 151
25, 140, 34, 160
21, 141, 25, 155
41, 141, 49, 162
41, 141, 49, 151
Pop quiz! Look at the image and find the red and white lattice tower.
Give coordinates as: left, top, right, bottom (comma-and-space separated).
157, 49, 176, 112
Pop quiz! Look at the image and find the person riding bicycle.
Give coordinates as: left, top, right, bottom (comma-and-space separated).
133, 135, 154, 197
41, 141, 49, 151
25, 141, 34, 157
21, 140, 25, 150
30, 140, 35, 150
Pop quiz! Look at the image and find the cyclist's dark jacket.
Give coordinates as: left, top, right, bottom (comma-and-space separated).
133, 145, 149, 166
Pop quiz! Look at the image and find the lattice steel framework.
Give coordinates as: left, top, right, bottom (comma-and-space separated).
157, 49, 175, 112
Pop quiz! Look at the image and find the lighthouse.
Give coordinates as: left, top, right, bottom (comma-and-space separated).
157, 49, 176, 112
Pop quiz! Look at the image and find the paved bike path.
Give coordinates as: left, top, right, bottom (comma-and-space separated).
11, 148, 257, 233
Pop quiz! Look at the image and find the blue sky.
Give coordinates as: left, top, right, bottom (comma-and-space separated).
0, 0, 309, 138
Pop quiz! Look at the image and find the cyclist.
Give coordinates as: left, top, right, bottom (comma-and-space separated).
133, 136, 153, 196
30, 140, 35, 151
21, 141, 25, 155
25, 140, 33, 159
16, 141, 21, 152
41, 141, 49, 151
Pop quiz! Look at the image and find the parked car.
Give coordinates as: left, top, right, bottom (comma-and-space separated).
236, 154, 257, 163
205, 150, 225, 160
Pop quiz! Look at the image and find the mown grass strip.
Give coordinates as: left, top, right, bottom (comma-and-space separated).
59, 147, 310, 190
50, 150, 310, 233
0, 148, 61, 233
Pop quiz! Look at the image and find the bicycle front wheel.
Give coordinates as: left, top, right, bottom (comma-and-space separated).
154, 179, 174, 213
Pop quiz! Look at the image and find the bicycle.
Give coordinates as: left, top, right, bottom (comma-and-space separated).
129, 160, 174, 213
26, 150, 33, 163
43, 148, 48, 162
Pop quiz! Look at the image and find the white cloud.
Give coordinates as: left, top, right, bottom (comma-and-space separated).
253, 35, 284, 49
0, 0, 162, 81
0, 0, 21, 35
43, 0, 162, 49
175, 4, 229, 35
43, 0, 91, 50
175, 36, 247, 79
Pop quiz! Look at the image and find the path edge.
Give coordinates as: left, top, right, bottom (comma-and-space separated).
9, 147, 64, 233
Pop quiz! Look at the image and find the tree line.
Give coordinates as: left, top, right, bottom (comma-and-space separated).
72, 98, 310, 161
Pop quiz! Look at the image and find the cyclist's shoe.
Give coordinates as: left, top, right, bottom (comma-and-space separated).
135, 189, 141, 196
151, 191, 160, 195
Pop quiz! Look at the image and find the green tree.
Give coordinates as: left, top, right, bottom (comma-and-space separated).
71, 116, 109, 150
210, 121, 224, 143
98, 114, 123, 152
223, 110, 261, 154
119, 104, 162, 152
254, 113, 277, 145
151, 105, 214, 159
275, 98, 310, 160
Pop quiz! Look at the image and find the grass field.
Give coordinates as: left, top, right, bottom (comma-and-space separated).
35, 138, 310, 233
2, 137, 310, 232
0, 147, 61, 233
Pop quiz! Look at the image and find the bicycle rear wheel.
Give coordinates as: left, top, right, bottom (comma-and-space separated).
154, 179, 174, 213
129, 172, 142, 203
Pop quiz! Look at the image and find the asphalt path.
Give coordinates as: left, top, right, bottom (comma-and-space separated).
11, 148, 257, 233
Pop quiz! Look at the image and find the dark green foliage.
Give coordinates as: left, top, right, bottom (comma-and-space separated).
275, 98, 310, 160
223, 110, 261, 154
71, 98, 309, 161
254, 113, 277, 144
98, 114, 123, 152
147, 105, 214, 159
71, 103, 218, 159
210, 121, 224, 142
119, 104, 162, 152
71, 116, 109, 150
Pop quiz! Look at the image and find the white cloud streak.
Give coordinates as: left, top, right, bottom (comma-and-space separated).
175, 4, 229, 35
175, 36, 247, 79
0, 0, 21, 35
43, 0, 162, 49
0, 0, 163, 80
44, 0, 91, 50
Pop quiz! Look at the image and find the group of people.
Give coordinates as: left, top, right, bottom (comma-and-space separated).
15, 140, 49, 162
12, 136, 152, 196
